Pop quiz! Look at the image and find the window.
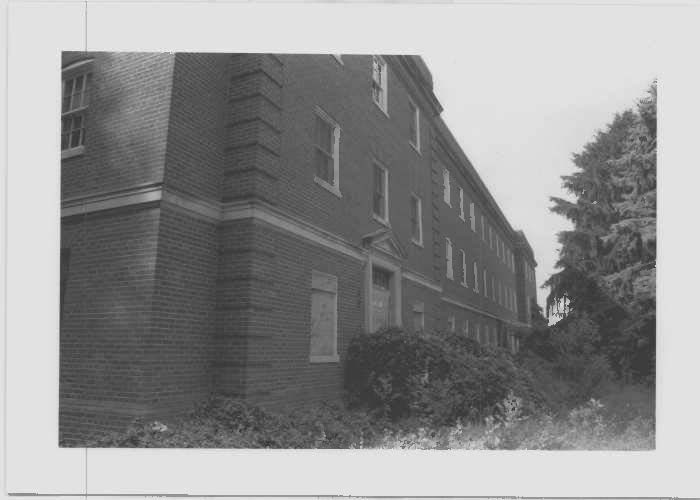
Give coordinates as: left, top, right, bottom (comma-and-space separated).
498, 281, 502, 306
469, 202, 476, 231
463, 319, 469, 337
489, 226, 493, 249
445, 237, 453, 280
473, 262, 479, 292
448, 315, 456, 333
371, 55, 388, 113
496, 236, 501, 258
409, 100, 420, 150
372, 162, 389, 223
410, 195, 423, 246
483, 269, 488, 297
459, 188, 465, 220
443, 167, 451, 206
413, 302, 425, 332
61, 61, 92, 157
310, 271, 339, 362
313, 108, 341, 195
481, 215, 486, 241
460, 250, 468, 286
491, 276, 496, 301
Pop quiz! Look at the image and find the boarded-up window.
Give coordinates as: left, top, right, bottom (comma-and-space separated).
413, 302, 424, 332
310, 271, 338, 361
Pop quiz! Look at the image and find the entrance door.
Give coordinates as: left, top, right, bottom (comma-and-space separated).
371, 267, 392, 332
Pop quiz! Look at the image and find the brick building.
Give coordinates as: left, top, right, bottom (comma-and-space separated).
59, 52, 538, 443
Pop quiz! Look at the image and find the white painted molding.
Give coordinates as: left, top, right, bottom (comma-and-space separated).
403, 270, 442, 293
61, 184, 163, 218
441, 296, 527, 328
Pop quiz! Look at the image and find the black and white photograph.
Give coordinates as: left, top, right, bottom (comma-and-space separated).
58, 49, 655, 450
4, 0, 700, 497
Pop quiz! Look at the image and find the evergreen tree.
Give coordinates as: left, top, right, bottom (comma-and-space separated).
545, 82, 657, 379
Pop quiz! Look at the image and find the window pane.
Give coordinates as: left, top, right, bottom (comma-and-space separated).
315, 150, 333, 183
316, 116, 333, 153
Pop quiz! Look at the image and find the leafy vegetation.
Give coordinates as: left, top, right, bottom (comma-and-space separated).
83, 324, 653, 450
545, 81, 657, 381
344, 327, 546, 424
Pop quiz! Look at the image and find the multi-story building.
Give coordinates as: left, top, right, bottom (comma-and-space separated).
59, 52, 538, 443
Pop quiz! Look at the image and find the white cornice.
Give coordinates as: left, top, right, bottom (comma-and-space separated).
61, 185, 525, 328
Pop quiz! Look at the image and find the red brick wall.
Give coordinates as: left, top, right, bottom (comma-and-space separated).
146, 204, 220, 409
274, 54, 435, 280
60, 205, 161, 442
164, 53, 229, 202
215, 218, 364, 408
61, 52, 175, 199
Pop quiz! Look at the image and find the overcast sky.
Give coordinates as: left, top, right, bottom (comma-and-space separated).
419, 7, 657, 316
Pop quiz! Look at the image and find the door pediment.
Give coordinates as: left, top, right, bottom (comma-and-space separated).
361, 228, 407, 261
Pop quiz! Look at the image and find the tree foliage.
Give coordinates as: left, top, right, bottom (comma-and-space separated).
545, 82, 657, 379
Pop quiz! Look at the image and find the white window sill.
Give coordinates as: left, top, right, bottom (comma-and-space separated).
444, 200, 451, 208
372, 213, 391, 228
459, 214, 466, 222
411, 238, 423, 248
409, 141, 421, 155
314, 176, 342, 198
61, 145, 85, 160
446, 275, 454, 281
373, 99, 390, 118
310, 354, 340, 363
461, 281, 469, 288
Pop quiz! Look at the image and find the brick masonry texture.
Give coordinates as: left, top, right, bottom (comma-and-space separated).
59, 53, 538, 444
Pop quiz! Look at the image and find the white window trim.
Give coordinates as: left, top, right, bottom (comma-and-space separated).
372, 161, 390, 225
410, 194, 423, 247
445, 237, 454, 280
372, 55, 389, 116
448, 315, 456, 333
481, 215, 486, 241
469, 202, 476, 231
313, 106, 342, 198
473, 261, 479, 293
460, 250, 468, 287
408, 98, 421, 152
443, 167, 451, 207
463, 319, 470, 337
459, 188, 465, 221
483, 269, 488, 297
61, 60, 93, 159
309, 270, 339, 363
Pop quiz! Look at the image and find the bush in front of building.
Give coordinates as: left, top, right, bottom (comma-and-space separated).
87, 397, 385, 448
344, 328, 546, 425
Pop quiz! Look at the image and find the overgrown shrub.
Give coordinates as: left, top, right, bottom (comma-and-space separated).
88, 398, 385, 449
517, 314, 614, 408
344, 328, 546, 425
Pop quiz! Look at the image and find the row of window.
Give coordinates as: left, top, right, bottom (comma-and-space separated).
445, 315, 519, 353
442, 168, 516, 273
445, 237, 518, 313
525, 262, 536, 282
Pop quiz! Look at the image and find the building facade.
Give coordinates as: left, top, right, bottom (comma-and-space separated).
59, 52, 538, 443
